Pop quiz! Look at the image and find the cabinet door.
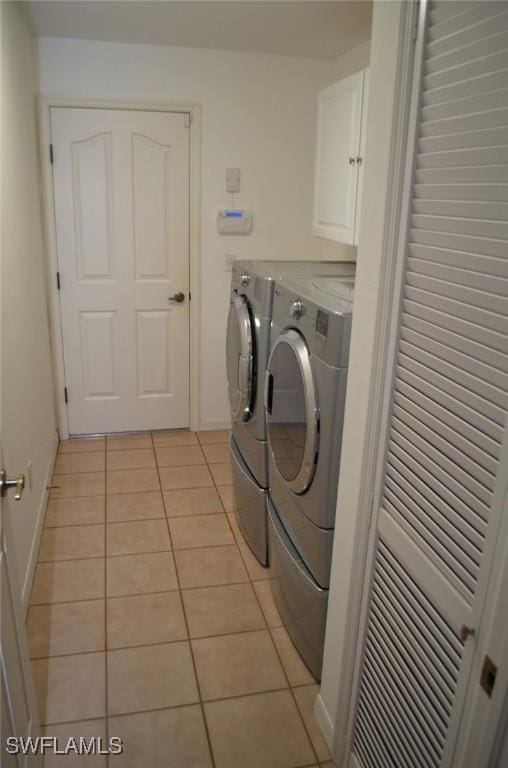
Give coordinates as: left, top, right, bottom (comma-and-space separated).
313, 70, 364, 245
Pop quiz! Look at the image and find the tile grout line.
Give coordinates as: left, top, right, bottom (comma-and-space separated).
104, 459, 109, 768
40, 432, 324, 765
151, 431, 218, 768
31, 623, 302, 661
208, 436, 323, 767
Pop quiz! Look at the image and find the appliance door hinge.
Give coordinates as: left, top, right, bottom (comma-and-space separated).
64, 387, 68, 404
49, 143, 54, 164
184, 113, 191, 129
56, 271, 61, 290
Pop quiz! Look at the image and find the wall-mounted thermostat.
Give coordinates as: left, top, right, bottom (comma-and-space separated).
217, 209, 253, 235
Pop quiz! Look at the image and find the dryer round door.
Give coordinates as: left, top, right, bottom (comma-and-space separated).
226, 294, 255, 421
265, 329, 319, 494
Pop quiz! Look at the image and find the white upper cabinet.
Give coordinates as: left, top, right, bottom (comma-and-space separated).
313, 68, 369, 245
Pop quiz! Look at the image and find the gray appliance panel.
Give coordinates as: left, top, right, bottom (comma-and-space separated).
231, 260, 356, 320
267, 331, 349, 529
232, 422, 268, 488
272, 281, 353, 368
269, 465, 334, 588
231, 437, 268, 567
268, 502, 328, 681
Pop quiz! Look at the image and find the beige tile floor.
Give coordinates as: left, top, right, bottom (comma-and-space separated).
28, 429, 335, 768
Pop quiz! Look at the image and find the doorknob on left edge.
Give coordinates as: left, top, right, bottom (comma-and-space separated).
168, 292, 185, 304
0, 469, 25, 500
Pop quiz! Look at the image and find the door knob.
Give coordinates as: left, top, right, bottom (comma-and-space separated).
0, 469, 25, 501
168, 292, 185, 303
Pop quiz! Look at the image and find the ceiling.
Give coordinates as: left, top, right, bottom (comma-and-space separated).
23, 1, 372, 60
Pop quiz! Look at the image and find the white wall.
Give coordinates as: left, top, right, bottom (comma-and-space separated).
315, 0, 407, 758
37, 37, 344, 428
1, 3, 58, 607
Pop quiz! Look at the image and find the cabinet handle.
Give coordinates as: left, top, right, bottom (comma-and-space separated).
349, 156, 356, 166
356, 156, 363, 165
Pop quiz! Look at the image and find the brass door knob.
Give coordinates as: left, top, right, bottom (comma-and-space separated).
0, 469, 25, 500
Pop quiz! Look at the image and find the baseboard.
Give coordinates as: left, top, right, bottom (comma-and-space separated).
198, 418, 232, 431
21, 430, 59, 616
314, 692, 335, 753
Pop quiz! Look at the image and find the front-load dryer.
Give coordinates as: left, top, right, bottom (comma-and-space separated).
226, 261, 355, 566
265, 275, 355, 678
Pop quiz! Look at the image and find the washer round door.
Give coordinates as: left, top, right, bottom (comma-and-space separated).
265, 329, 319, 494
226, 294, 255, 421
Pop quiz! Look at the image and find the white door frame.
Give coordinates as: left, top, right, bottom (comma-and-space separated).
38, 96, 201, 439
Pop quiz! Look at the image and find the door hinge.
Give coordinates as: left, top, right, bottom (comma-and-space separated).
49, 144, 54, 164
189, 291, 191, 301
64, 387, 68, 404
480, 656, 498, 698
184, 113, 191, 128
56, 271, 61, 290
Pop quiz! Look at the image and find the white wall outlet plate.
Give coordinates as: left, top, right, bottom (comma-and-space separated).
226, 167, 241, 193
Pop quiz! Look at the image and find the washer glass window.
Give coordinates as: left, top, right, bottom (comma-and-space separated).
266, 329, 318, 493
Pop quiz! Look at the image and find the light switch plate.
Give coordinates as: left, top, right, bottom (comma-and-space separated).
226, 167, 241, 193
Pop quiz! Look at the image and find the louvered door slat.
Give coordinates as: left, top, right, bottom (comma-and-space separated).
365, 627, 447, 750
376, 558, 460, 689
370, 589, 455, 716
408, 245, 508, 280
396, 380, 500, 460
420, 107, 508, 137
424, 70, 508, 106
400, 325, 508, 392
428, 1, 482, 26
351, 2, 508, 766
392, 415, 492, 508
394, 390, 498, 476
428, 1, 501, 39
412, 211, 508, 239
390, 432, 490, 531
413, 199, 508, 220
400, 338, 508, 409
396, 364, 504, 440
362, 653, 440, 764
403, 298, 507, 355
392, 404, 495, 496
405, 282, 506, 327
425, 31, 508, 74
427, 9, 508, 57
414, 183, 508, 201
424, 51, 508, 91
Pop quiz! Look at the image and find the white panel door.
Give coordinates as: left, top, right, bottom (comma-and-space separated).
51, 108, 190, 435
1, 279, 42, 767
313, 70, 365, 245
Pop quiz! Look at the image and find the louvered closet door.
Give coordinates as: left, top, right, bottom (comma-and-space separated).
350, 2, 508, 767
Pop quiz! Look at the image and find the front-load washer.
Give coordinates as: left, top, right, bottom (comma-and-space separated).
226, 261, 355, 566
265, 275, 354, 678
